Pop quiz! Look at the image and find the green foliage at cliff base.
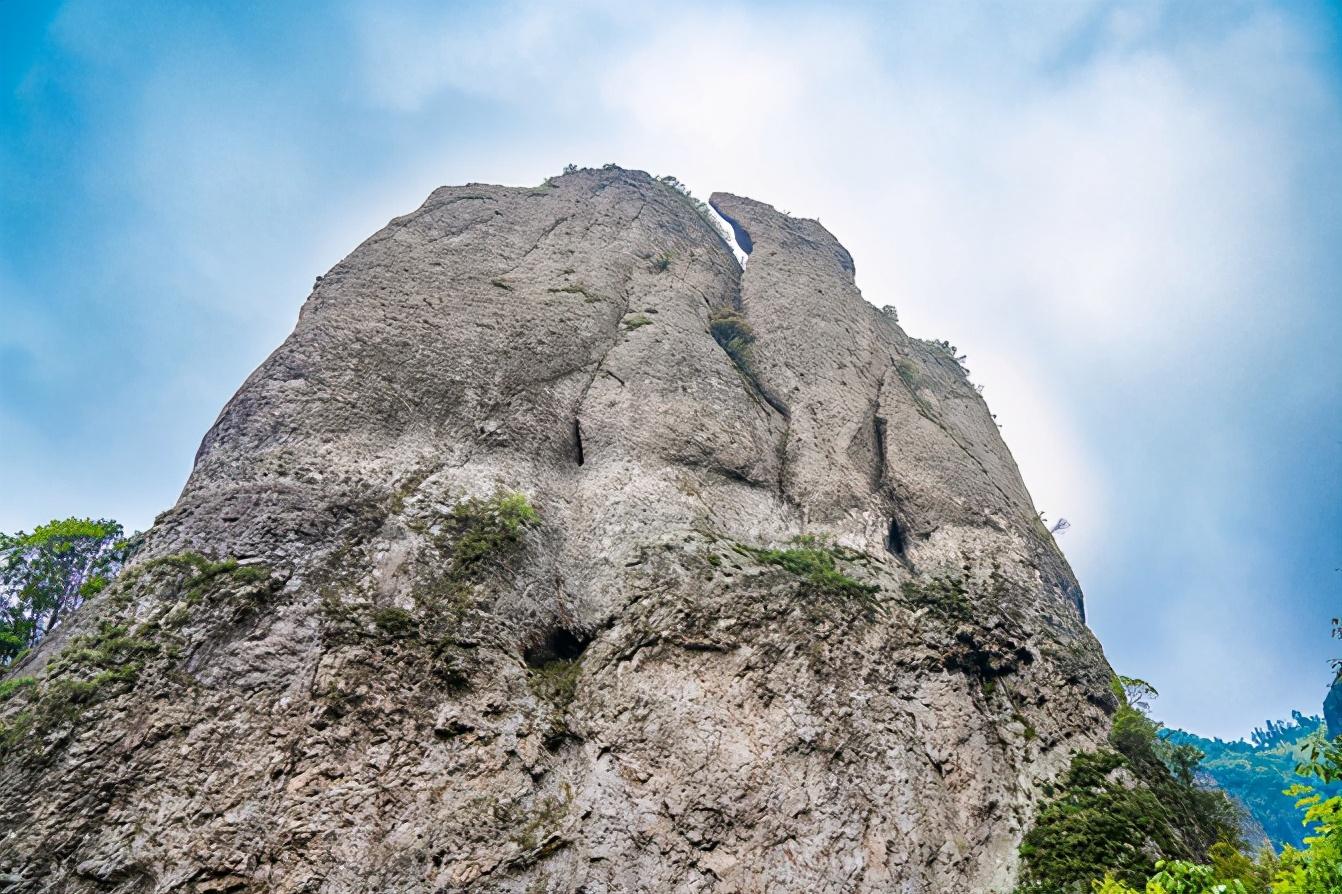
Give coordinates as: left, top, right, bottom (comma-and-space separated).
1017, 670, 1342, 894
1016, 678, 1244, 893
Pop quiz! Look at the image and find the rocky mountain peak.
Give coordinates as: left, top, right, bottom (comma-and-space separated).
0, 166, 1111, 893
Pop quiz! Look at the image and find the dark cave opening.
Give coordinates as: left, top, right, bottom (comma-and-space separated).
524, 627, 591, 667
886, 517, 908, 560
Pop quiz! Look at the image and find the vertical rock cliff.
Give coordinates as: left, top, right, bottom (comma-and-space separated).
0, 167, 1113, 893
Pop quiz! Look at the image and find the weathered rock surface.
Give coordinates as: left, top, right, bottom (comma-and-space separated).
0, 167, 1114, 893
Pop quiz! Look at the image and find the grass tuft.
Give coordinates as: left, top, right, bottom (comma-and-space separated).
735, 535, 879, 607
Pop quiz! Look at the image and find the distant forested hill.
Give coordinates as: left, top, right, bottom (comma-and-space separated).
1166, 712, 1342, 850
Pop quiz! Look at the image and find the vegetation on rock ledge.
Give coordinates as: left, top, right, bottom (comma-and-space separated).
732, 535, 880, 608
317, 491, 540, 693
709, 306, 756, 377
0, 548, 275, 758
444, 491, 539, 580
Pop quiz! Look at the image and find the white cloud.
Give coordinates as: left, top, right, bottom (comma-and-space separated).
350, 0, 621, 112
599, 10, 876, 149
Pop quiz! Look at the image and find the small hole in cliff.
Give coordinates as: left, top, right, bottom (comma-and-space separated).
886, 518, 908, 560
524, 628, 590, 667
574, 419, 585, 466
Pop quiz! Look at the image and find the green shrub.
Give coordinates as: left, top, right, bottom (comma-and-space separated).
1017, 749, 1172, 892
133, 551, 272, 609
528, 658, 582, 710
1016, 676, 1245, 893
895, 359, 922, 392
372, 606, 418, 638
623, 314, 653, 331
319, 491, 539, 666
446, 492, 539, 579
0, 676, 36, 701
492, 493, 539, 532
509, 786, 575, 855
709, 307, 756, 373
231, 564, 270, 584
0, 551, 271, 758
0, 711, 32, 752
46, 621, 159, 679
0, 619, 166, 756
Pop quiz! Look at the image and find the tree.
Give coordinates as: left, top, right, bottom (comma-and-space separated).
1271, 736, 1342, 893
0, 518, 130, 665
1084, 623, 1342, 894
1019, 673, 1246, 892
1169, 743, 1207, 786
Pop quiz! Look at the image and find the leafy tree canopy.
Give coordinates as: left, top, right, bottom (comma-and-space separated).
1067, 623, 1342, 894
0, 517, 131, 666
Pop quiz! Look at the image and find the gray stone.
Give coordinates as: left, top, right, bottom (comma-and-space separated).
0, 167, 1113, 893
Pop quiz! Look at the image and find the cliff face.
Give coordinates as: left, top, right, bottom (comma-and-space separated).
0, 167, 1113, 893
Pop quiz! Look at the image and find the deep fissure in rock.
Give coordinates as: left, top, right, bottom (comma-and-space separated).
873, 415, 889, 486
574, 418, 585, 466
524, 628, 590, 666
887, 517, 908, 560
709, 200, 753, 255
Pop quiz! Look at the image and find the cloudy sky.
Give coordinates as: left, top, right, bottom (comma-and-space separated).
2, 0, 1340, 739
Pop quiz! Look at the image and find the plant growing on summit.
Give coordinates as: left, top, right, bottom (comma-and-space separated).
0, 518, 131, 665
926, 338, 967, 365
656, 174, 730, 241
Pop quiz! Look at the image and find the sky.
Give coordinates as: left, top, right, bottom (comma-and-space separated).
1, 0, 1340, 740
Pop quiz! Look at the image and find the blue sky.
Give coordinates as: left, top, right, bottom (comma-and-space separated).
2, 0, 1340, 740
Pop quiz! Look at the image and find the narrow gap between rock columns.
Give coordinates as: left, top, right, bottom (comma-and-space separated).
708, 200, 751, 265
